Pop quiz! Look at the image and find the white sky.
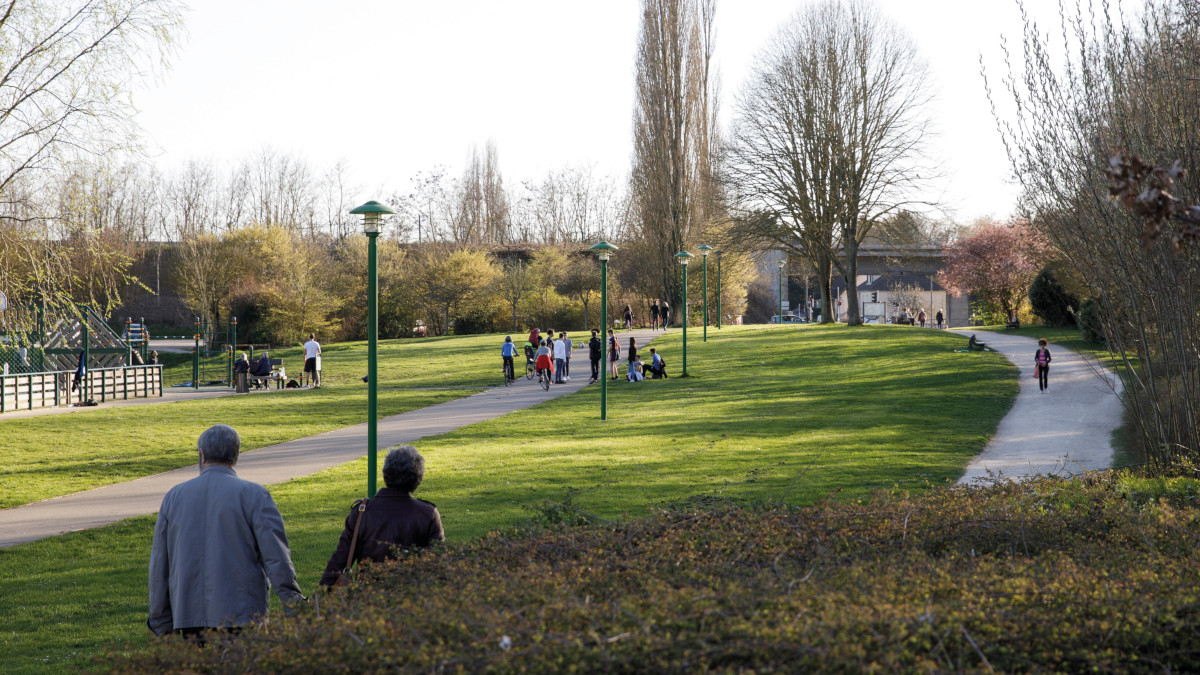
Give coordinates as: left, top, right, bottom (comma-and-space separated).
134, 0, 1066, 223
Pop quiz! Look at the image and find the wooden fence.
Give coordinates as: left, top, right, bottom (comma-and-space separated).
0, 365, 163, 413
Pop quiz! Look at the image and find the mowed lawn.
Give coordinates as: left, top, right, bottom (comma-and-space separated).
0, 325, 1016, 674
0, 333, 514, 509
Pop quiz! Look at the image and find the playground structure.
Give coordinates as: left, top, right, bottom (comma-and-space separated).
0, 305, 163, 413
181, 316, 238, 389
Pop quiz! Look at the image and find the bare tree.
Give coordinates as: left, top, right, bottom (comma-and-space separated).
629, 0, 720, 321
725, 0, 934, 325
990, 0, 1200, 464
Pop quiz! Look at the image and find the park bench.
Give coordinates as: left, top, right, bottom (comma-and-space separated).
1005, 318, 1021, 330
249, 358, 284, 390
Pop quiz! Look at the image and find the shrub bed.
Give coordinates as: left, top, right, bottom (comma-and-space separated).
97, 471, 1200, 673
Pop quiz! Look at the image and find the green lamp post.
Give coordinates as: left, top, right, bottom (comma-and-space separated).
778, 258, 786, 325
350, 199, 396, 498
590, 241, 618, 420
715, 249, 723, 329
698, 244, 712, 342
675, 251, 694, 376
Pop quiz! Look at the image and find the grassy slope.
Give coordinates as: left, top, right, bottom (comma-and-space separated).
0, 325, 1015, 673
0, 333, 513, 509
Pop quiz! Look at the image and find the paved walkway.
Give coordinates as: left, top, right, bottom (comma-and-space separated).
0, 328, 666, 548
956, 330, 1124, 484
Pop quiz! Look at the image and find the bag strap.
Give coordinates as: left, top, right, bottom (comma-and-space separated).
342, 498, 369, 573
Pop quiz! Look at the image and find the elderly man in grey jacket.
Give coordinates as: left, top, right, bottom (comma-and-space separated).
148, 424, 304, 638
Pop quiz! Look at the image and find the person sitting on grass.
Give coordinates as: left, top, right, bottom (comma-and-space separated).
320, 445, 444, 589
627, 355, 644, 382
648, 347, 666, 379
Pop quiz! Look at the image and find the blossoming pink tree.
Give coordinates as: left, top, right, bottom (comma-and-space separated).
937, 219, 1049, 320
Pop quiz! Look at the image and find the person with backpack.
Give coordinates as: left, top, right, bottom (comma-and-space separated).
917, 309, 927, 328
608, 329, 621, 380
588, 329, 602, 383
1034, 338, 1053, 393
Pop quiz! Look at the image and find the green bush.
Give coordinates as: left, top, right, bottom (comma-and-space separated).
1078, 297, 1106, 345
97, 471, 1200, 673
1028, 266, 1078, 327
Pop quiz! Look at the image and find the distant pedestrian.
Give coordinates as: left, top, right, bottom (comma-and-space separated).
661, 300, 671, 327
588, 329, 601, 382
562, 332, 573, 381
627, 337, 638, 380
72, 350, 85, 394
935, 309, 944, 329
148, 424, 303, 641
608, 329, 621, 379
303, 333, 322, 388
650, 300, 661, 330
552, 334, 567, 383
1035, 338, 1052, 393
917, 309, 927, 328
623, 305, 633, 330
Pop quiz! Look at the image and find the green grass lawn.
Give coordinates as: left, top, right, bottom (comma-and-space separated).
0, 333, 517, 509
0, 325, 1016, 673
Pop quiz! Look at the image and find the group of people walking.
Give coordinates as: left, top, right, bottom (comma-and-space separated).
622, 300, 671, 330
512, 327, 668, 386
148, 425, 443, 642
893, 307, 944, 329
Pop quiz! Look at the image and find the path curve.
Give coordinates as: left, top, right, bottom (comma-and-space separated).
0, 328, 667, 548
957, 330, 1124, 484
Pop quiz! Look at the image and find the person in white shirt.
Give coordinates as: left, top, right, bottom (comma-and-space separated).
552, 335, 567, 383
303, 333, 322, 387
561, 332, 573, 381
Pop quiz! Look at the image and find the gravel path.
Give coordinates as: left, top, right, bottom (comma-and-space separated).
957, 330, 1124, 484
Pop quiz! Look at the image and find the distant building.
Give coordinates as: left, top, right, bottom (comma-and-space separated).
760, 241, 971, 326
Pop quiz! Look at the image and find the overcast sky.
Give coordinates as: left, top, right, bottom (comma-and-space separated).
133, 0, 1065, 224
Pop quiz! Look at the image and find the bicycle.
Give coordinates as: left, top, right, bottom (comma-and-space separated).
538, 366, 552, 391
502, 357, 515, 386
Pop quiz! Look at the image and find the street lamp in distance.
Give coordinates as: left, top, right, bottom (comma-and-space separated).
778, 258, 786, 325
698, 244, 712, 342
715, 249, 723, 330
590, 241, 618, 420
675, 251, 694, 376
350, 199, 396, 498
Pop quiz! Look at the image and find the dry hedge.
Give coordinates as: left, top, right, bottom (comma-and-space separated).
97, 472, 1200, 673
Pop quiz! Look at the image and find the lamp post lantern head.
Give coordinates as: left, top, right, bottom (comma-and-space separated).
698, 244, 713, 257
715, 249, 723, 258
675, 251, 694, 266
778, 258, 786, 270
350, 200, 397, 234
590, 240, 618, 262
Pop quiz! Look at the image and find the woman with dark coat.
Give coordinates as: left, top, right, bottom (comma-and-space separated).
1034, 338, 1052, 393
627, 337, 638, 378
320, 446, 444, 587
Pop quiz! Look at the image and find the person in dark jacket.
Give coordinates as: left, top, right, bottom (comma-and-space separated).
588, 329, 602, 382
1034, 338, 1052, 393
320, 446, 444, 587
